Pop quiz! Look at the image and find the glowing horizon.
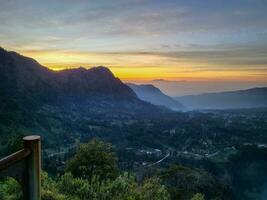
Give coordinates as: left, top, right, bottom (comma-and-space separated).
15, 48, 267, 83
1, 0, 267, 94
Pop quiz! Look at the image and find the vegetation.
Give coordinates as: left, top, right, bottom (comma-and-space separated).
191, 193, 205, 200
0, 140, 170, 200
1, 109, 267, 199
0, 178, 22, 200
66, 140, 118, 181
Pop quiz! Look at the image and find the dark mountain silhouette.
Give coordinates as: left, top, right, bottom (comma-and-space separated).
175, 87, 267, 110
0, 47, 167, 116
0, 47, 135, 99
128, 83, 185, 111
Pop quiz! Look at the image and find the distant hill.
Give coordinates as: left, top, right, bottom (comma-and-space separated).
128, 83, 185, 111
175, 87, 267, 110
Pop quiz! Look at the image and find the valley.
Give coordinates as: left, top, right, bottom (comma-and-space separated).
1, 48, 267, 200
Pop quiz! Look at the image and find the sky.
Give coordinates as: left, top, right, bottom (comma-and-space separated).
1, 0, 267, 95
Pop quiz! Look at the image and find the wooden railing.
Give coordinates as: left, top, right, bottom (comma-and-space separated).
0, 135, 41, 200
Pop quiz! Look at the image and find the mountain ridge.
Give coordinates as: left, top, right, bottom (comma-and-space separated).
128, 83, 185, 111
0, 47, 169, 116
175, 87, 267, 110
0, 48, 135, 98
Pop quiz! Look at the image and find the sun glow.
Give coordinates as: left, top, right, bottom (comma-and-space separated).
19, 49, 267, 82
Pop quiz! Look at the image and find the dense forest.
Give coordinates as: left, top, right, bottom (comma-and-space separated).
1, 108, 267, 200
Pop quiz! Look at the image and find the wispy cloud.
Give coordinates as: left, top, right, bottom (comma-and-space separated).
0, 0, 267, 83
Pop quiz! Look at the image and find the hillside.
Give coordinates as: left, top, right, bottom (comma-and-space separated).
0, 47, 170, 148
0, 47, 168, 115
128, 83, 185, 111
175, 87, 267, 110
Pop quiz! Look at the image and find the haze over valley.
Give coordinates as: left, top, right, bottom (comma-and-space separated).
1, 0, 267, 200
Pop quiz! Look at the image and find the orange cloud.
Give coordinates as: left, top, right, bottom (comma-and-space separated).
18, 49, 267, 82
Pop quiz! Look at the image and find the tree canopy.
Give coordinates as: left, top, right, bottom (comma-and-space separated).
66, 139, 118, 181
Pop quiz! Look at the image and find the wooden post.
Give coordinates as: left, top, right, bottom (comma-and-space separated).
23, 135, 41, 200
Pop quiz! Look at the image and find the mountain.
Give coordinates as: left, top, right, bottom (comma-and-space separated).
0, 47, 175, 148
127, 83, 185, 111
175, 87, 267, 110
0, 47, 135, 100
0, 47, 168, 117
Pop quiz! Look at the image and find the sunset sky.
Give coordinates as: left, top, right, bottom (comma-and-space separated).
1, 0, 267, 95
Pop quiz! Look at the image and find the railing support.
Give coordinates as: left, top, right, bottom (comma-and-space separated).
0, 135, 41, 200
23, 135, 41, 200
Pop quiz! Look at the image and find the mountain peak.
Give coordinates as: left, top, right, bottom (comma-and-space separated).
88, 66, 114, 77
0, 48, 139, 103
0, 46, 6, 52
0, 46, 12, 57
62, 66, 115, 79
90, 66, 112, 72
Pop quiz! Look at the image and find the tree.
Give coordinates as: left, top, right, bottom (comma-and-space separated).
99, 172, 139, 200
42, 172, 77, 200
159, 165, 227, 200
58, 172, 171, 200
191, 193, 205, 200
66, 139, 118, 181
57, 173, 92, 200
140, 177, 170, 200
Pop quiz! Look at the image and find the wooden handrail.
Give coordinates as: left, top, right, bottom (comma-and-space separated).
0, 135, 41, 200
0, 148, 31, 171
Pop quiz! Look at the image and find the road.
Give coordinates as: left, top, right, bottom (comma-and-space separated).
148, 152, 170, 167
47, 151, 66, 158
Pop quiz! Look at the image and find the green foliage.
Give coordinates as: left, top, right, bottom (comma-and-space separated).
0, 140, 170, 200
61, 139, 170, 199
5, 133, 23, 155
97, 173, 139, 200
191, 193, 205, 200
58, 173, 93, 199
225, 145, 267, 199
140, 177, 170, 200
41, 172, 73, 200
160, 165, 227, 200
43, 172, 170, 200
66, 139, 118, 181
0, 128, 23, 158
0, 177, 23, 200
